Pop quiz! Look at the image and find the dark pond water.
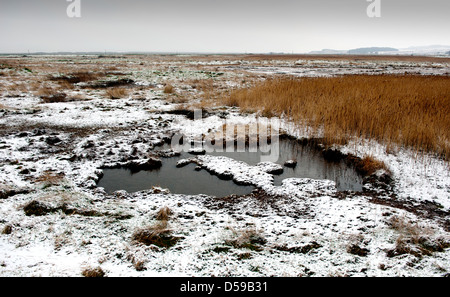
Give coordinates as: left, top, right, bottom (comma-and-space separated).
97, 139, 363, 196
98, 157, 255, 197
208, 140, 363, 191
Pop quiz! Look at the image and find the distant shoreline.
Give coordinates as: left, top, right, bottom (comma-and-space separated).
1, 52, 449, 63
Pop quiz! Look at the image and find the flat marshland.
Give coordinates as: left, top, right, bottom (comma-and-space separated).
225, 75, 450, 160
0, 54, 450, 277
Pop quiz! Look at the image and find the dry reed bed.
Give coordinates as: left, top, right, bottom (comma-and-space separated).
224, 75, 450, 160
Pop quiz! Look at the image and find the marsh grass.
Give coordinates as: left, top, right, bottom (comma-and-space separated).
35, 171, 65, 187
387, 215, 450, 258
357, 155, 390, 176
35, 87, 56, 97
155, 206, 173, 221
81, 266, 105, 277
164, 84, 174, 94
57, 80, 75, 90
35, 86, 68, 103
223, 75, 450, 160
225, 227, 267, 251
131, 221, 181, 248
105, 87, 128, 99
1, 225, 12, 235
49, 71, 101, 84
132, 207, 182, 249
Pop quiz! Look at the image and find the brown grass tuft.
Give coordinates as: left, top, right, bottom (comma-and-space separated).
50, 71, 100, 84
35, 171, 65, 187
155, 206, 172, 221
223, 75, 450, 160
357, 155, 390, 176
386, 215, 449, 258
81, 266, 106, 277
35, 87, 55, 97
36, 87, 68, 103
57, 80, 75, 90
105, 87, 128, 99
225, 228, 267, 251
1, 225, 12, 235
131, 220, 182, 248
164, 84, 174, 94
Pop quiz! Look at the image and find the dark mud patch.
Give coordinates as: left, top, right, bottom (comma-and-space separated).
275, 241, 322, 254
0, 188, 31, 199
86, 78, 135, 89
0, 123, 103, 139
163, 108, 212, 120
48, 72, 101, 84
23, 200, 132, 219
366, 195, 450, 232
347, 244, 370, 257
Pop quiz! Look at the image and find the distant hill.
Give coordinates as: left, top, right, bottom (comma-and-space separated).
348, 47, 398, 54
309, 45, 450, 56
309, 47, 398, 55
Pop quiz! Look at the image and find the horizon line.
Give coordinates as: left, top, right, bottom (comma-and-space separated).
1, 51, 449, 57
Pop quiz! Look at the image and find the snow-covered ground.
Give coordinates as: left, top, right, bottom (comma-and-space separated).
0, 55, 448, 277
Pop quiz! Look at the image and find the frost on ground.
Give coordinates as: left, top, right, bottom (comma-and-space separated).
0, 55, 449, 277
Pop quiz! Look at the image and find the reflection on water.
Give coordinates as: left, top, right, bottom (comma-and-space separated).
209, 140, 363, 191
98, 158, 255, 197
97, 139, 363, 196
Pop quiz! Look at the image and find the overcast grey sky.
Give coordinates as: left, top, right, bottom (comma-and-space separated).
0, 0, 449, 53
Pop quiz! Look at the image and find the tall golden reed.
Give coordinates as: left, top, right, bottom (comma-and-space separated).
224, 75, 450, 160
